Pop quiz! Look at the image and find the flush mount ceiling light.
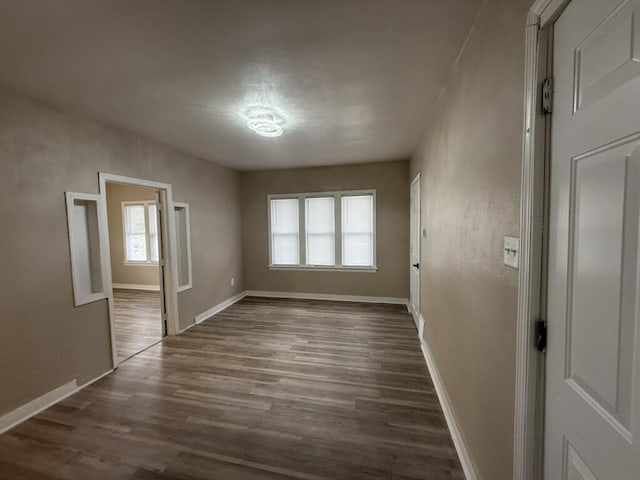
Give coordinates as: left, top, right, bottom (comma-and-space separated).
245, 105, 285, 138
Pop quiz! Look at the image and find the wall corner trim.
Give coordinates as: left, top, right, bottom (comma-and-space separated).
245, 290, 409, 306
0, 368, 114, 436
420, 338, 479, 480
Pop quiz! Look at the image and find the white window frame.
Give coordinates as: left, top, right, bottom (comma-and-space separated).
65, 192, 109, 306
174, 202, 193, 293
121, 200, 160, 265
267, 190, 377, 272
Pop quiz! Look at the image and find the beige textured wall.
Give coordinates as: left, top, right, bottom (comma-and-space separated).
241, 161, 409, 298
106, 183, 159, 287
0, 90, 243, 417
409, 0, 531, 479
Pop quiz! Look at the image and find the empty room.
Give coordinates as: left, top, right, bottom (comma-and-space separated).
0, 1, 638, 479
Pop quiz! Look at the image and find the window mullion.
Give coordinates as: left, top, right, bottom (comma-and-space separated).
122, 204, 129, 262
335, 194, 342, 267
372, 191, 377, 267
298, 195, 306, 266
144, 201, 151, 263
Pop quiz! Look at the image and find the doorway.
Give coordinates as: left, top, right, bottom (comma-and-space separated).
410, 173, 421, 333
516, 0, 640, 478
98, 172, 181, 369
105, 183, 166, 363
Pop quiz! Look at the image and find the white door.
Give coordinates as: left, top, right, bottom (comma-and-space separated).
154, 190, 168, 337
410, 174, 421, 329
545, 0, 640, 478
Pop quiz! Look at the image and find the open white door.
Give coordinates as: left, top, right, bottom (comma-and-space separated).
410, 174, 421, 330
154, 190, 168, 336
545, 0, 640, 478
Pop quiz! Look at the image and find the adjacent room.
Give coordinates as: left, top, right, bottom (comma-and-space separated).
106, 183, 165, 363
0, 1, 638, 480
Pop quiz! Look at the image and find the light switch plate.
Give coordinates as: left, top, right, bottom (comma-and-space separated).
504, 236, 520, 269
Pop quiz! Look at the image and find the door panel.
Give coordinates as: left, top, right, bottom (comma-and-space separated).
567, 139, 638, 430
545, 0, 640, 478
565, 441, 599, 480
574, 0, 640, 112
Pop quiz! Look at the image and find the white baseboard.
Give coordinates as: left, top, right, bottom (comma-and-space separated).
245, 290, 409, 306
184, 291, 248, 331
112, 283, 160, 292
410, 307, 425, 335
79, 368, 115, 389
0, 365, 113, 435
420, 338, 479, 480
418, 313, 425, 339
0, 380, 78, 435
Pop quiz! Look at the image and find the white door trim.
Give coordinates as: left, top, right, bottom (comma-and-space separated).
410, 173, 421, 325
515, 1, 570, 479
98, 173, 181, 368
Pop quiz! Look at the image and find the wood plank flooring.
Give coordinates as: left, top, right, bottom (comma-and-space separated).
113, 289, 163, 363
0, 297, 463, 480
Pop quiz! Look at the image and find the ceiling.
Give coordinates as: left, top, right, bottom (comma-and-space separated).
0, 0, 481, 170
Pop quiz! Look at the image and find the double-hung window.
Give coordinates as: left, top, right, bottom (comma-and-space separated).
341, 194, 374, 267
122, 202, 160, 263
270, 198, 299, 265
268, 190, 376, 270
305, 197, 335, 266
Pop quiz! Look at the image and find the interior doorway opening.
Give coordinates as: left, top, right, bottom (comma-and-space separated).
105, 182, 166, 364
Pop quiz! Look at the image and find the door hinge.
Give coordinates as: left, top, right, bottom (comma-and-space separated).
535, 320, 547, 352
541, 77, 553, 115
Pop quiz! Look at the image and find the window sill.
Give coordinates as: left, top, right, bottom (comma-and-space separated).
74, 292, 108, 307
123, 261, 159, 266
268, 265, 378, 273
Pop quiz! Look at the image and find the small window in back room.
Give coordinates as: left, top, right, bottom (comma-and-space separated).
123, 202, 159, 263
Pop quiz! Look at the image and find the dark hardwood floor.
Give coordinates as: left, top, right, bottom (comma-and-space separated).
113, 289, 164, 363
0, 297, 463, 480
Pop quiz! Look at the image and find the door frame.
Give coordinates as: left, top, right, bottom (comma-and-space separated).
98, 173, 181, 367
514, 1, 570, 479
409, 173, 422, 332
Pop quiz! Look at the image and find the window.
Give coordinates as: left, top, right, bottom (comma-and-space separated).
270, 198, 299, 265
123, 202, 160, 263
342, 195, 374, 267
268, 190, 376, 270
305, 197, 335, 266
